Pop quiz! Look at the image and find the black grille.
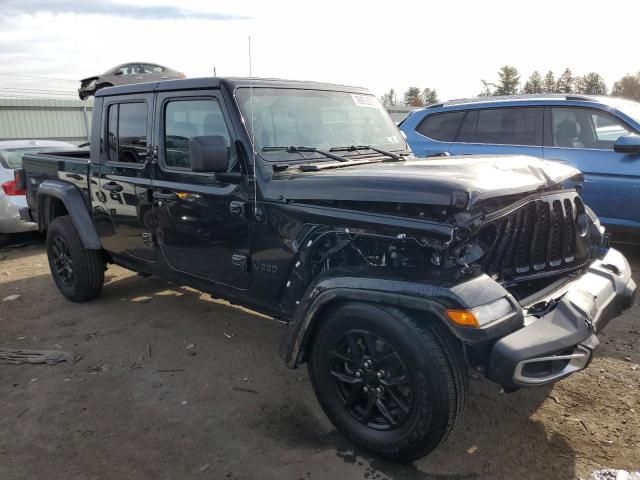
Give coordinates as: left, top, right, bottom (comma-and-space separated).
479, 193, 586, 280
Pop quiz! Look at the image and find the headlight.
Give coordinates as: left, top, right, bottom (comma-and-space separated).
447, 297, 515, 328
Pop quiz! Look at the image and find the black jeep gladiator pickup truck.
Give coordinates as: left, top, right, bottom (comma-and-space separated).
18, 77, 636, 461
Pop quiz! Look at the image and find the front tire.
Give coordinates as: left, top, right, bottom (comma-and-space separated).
46, 216, 104, 302
308, 303, 467, 461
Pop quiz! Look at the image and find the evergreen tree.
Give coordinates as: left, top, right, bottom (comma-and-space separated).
403, 87, 424, 107
576, 73, 608, 95
421, 88, 439, 105
543, 70, 557, 93
524, 71, 543, 94
612, 73, 640, 101
494, 65, 520, 95
556, 68, 575, 94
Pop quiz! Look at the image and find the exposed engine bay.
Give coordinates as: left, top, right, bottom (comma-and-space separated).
296, 189, 602, 304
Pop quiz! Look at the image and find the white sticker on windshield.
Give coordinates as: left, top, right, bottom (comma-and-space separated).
351, 94, 378, 108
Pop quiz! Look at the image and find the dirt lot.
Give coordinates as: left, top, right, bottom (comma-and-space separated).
0, 236, 638, 480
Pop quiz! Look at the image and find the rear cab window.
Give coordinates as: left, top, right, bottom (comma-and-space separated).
106, 102, 148, 164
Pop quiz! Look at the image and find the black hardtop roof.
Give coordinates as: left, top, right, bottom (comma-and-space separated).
95, 77, 371, 97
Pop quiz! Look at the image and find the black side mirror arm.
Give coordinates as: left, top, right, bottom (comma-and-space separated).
215, 171, 244, 184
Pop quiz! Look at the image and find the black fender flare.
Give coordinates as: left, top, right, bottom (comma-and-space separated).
278, 273, 520, 368
37, 180, 102, 250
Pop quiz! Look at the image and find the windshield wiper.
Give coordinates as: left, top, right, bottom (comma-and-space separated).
329, 145, 405, 161
262, 145, 349, 162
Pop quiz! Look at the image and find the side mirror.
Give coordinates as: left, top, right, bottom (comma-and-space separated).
613, 134, 640, 155
114, 70, 123, 76
190, 135, 229, 173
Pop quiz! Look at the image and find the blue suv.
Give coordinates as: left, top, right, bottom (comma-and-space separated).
400, 95, 640, 236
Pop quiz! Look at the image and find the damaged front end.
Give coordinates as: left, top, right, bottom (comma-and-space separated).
279, 184, 635, 389
459, 189, 600, 301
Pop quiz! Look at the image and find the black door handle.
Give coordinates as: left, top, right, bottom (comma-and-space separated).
103, 182, 123, 192
153, 191, 178, 201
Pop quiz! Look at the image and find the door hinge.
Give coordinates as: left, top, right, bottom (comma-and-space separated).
231, 253, 250, 272
142, 232, 154, 246
230, 201, 247, 218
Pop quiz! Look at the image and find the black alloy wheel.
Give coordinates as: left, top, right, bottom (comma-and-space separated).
308, 302, 468, 461
329, 329, 414, 430
51, 235, 75, 287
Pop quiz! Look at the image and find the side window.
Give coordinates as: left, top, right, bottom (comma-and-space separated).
456, 111, 478, 142
476, 108, 542, 146
415, 111, 465, 142
117, 64, 137, 76
163, 98, 235, 170
142, 64, 165, 74
106, 102, 148, 164
551, 107, 632, 150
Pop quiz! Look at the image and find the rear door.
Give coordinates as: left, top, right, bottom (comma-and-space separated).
543, 106, 640, 229
152, 90, 251, 289
449, 107, 544, 157
95, 93, 156, 261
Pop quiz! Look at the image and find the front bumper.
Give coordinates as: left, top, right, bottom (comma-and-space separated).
78, 80, 97, 100
488, 248, 636, 389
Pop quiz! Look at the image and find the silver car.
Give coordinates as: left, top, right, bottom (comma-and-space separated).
78, 62, 186, 100
0, 140, 77, 239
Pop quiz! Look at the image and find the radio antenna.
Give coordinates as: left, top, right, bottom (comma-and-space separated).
248, 36, 258, 216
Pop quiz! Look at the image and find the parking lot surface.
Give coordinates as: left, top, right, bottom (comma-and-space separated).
1, 237, 638, 480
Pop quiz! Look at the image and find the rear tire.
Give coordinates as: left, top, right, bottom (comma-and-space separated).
308, 302, 467, 461
46, 216, 104, 302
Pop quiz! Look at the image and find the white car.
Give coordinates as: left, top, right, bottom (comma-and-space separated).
0, 140, 77, 241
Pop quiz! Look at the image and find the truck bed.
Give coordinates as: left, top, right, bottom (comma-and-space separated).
21, 150, 94, 225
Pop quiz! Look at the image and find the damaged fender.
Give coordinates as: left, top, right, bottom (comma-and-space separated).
279, 273, 524, 368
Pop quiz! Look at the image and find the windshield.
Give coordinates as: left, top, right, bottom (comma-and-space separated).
0, 146, 73, 169
236, 88, 406, 159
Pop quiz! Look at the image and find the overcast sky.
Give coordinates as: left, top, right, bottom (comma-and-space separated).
0, 0, 638, 101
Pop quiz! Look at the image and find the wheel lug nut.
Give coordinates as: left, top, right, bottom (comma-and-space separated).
376, 387, 382, 394
363, 386, 369, 393
355, 371, 361, 378
376, 371, 384, 378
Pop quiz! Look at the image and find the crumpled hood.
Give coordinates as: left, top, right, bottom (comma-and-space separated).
79, 76, 99, 85
268, 155, 582, 209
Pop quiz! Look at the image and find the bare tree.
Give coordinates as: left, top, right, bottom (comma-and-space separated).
612, 73, 640, 101
421, 88, 439, 105
380, 88, 397, 107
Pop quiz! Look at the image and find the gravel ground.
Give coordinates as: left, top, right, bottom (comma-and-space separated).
0, 235, 638, 480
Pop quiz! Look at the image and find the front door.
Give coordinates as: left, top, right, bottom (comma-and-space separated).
543, 106, 640, 229
96, 93, 156, 261
152, 90, 251, 289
